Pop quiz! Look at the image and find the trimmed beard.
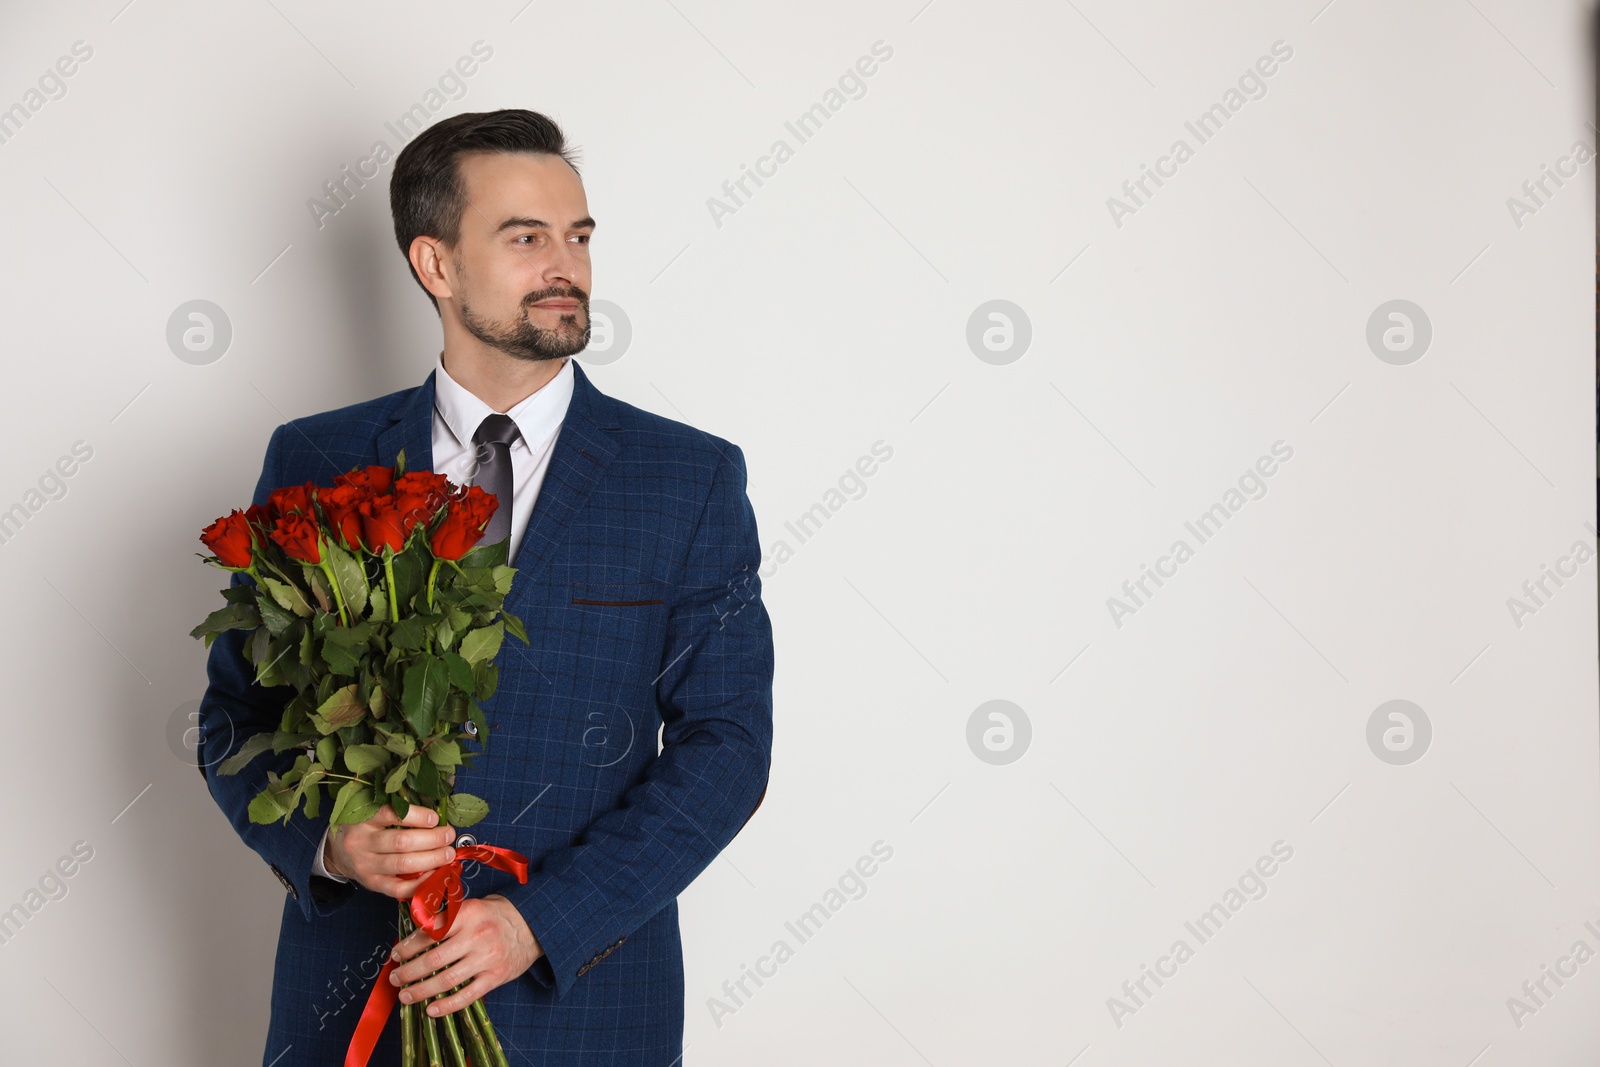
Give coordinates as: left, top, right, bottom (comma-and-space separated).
459, 286, 590, 362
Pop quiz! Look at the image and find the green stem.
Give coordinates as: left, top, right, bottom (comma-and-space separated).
426, 558, 443, 612
438, 1002, 469, 1067
423, 1008, 444, 1067
456, 998, 491, 1067
317, 554, 351, 627
398, 901, 417, 1065
468, 997, 509, 1067
385, 551, 401, 621
400, 999, 416, 1066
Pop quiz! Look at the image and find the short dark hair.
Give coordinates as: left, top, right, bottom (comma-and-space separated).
389, 109, 581, 313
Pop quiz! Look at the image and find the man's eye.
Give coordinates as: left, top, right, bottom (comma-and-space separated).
516, 235, 535, 245
571, 234, 590, 245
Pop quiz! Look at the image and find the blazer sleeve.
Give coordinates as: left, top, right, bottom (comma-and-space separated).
197, 422, 357, 922
503, 444, 775, 1000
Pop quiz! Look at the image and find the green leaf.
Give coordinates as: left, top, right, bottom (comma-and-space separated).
436, 613, 457, 652
491, 566, 516, 597
384, 759, 410, 793
458, 623, 504, 665
325, 643, 363, 677
502, 610, 529, 646
442, 651, 474, 693
320, 621, 371, 675
390, 794, 409, 821
367, 582, 390, 622
425, 740, 461, 770
402, 655, 448, 736
257, 633, 300, 688
457, 567, 498, 596
281, 753, 309, 785
474, 662, 499, 702
311, 684, 365, 734
260, 575, 313, 617
217, 732, 275, 776
303, 564, 334, 614
303, 778, 322, 819
190, 602, 260, 644
446, 792, 488, 828
322, 541, 369, 618
346, 792, 383, 824
257, 594, 297, 637
329, 779, 368, 826
316, 736, 337, 768
221, 584, 257, 605
390, 544, 427, 614
383, 731, 416, 759
389, 615, 432, 651
247, 789, 293, 824
459, 540, 507, 568
411, 751, 442, 797
344, 744, 389, 775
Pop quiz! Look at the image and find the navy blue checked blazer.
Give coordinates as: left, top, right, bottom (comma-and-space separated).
197, 360, 774, 1066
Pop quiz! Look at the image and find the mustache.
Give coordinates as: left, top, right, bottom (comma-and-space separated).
522, 286, 588, 308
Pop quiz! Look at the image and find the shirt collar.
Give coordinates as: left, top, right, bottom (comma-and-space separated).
433, 352, 575, 455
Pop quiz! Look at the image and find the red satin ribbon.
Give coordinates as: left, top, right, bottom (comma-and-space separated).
344, 843, 530, 1067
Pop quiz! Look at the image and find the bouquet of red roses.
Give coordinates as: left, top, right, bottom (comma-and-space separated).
193, 450, 527, 1067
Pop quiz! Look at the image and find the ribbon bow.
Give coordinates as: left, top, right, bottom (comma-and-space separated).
344, 842, 530, 1067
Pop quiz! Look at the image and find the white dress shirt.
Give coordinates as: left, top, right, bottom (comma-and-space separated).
312, 353, 575, 883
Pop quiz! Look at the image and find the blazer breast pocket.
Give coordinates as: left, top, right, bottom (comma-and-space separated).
570, 581, 666, 608
566, 581, 669, 689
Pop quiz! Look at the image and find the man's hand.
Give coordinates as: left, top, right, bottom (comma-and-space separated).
387, 894, 545, 1016
324, 803, 456, 900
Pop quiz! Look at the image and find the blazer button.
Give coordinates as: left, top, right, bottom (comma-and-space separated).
269, 862, 298, 900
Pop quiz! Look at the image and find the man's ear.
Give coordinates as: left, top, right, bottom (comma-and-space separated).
409, 235, 455, 304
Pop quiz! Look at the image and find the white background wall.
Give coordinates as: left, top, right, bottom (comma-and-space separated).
0, 1, 1595, 1064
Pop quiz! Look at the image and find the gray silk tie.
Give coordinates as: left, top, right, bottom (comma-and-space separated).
472, 413, 521, 547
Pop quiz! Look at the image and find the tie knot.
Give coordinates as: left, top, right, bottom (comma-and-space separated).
473, 413, 521, 448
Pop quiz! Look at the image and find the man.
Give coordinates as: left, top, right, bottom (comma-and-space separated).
198, 109, 773, 1065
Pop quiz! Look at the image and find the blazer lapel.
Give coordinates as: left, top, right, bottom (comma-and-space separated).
372, 362, 618, 583
509, 360, 620, 577
375, 370, 437, 476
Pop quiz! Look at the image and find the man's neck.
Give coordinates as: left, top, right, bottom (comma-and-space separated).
439, 335, 567, 414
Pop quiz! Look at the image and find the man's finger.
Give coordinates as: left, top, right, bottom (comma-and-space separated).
382, 845, 456, 876
370, 825, 455, 854
417, 973, 490, 1018
392, 925, 471, 985
397, 804, 441, 828
371, 803, 438, 829
392, 924, 451, 967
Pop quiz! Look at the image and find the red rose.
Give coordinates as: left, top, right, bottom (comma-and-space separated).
271, 511, 323, 564
393, 471, 452, 533
244, 502, 277, 529
430, 484, 499, 560
268, 481, 315, 517
316, 483, 369, 551
335, 464, 394, 497
200, 509, 254, 568
359, 494, 408, 554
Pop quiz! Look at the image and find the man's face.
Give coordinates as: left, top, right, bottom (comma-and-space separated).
446, 150, 594, 362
